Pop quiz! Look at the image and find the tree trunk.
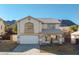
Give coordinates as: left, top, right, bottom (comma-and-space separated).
45, 36, 47, 41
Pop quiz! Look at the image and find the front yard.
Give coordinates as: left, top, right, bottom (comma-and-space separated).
0, 40, 78, 55
0, 40, 18, 52
40, 43, 77, 55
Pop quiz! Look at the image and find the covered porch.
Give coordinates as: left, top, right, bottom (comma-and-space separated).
39, 29, 64, 45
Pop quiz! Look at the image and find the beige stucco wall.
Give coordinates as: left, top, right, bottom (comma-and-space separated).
17, 18, 42, 35
42, 24, 48, 29
55, 24, 60, 29
0, 21, 5, 35
10, 34, 17, 42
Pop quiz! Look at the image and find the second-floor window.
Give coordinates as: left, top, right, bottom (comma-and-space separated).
48, 24, 56, 29
24, 22, 34, 34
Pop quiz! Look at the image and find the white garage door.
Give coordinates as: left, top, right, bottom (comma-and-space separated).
18, 35, 39, 44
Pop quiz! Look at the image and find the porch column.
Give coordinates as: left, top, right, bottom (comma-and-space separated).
59, 35, 63, 44
71, 35, 76, 44
39, 33, 48, 44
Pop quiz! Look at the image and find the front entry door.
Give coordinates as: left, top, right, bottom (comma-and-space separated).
25, 22, 34, 34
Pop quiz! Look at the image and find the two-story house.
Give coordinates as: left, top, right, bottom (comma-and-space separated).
17, 16, 64, 44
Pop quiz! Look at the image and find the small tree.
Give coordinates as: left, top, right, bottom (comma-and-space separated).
69, 25, 78, 32
50, 38, 53, 45
12, 24, 17, 33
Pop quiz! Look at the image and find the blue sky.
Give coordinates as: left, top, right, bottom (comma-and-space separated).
0, 4, 79, 24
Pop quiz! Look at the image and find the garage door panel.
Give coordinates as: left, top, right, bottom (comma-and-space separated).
18, 35, 39, 44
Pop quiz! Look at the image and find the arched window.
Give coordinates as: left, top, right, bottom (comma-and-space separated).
24, 22, 34, 34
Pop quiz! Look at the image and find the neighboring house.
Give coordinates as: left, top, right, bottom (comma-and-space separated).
0, 18, 5, 35
71, 28, 79, 44
17, 16, 64, 44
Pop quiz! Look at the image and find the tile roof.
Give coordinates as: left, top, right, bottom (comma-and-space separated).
37, 18, 60, 23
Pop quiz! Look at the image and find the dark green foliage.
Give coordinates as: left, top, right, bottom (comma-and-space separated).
70, 25, 78, 32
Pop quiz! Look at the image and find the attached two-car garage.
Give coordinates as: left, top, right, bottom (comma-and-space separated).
17, 35, 39, 44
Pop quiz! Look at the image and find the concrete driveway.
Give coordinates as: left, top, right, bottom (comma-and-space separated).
13, 44, 39, 52
12, 44, 53, 55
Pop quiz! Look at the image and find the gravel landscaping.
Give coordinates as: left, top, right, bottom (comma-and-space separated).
40, 43, 77, 55
0, 40, 18, 52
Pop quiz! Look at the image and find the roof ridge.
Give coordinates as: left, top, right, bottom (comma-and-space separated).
37, 18, 58, 19
18, 16, 60, 23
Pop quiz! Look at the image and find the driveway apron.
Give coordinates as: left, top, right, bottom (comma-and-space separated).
13, 44, 39, 52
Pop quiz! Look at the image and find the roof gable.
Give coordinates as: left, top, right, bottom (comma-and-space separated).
18, 16, 43, 23
18, 16, 60, 24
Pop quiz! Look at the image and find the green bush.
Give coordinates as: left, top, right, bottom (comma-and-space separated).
69, 25, 78, 32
